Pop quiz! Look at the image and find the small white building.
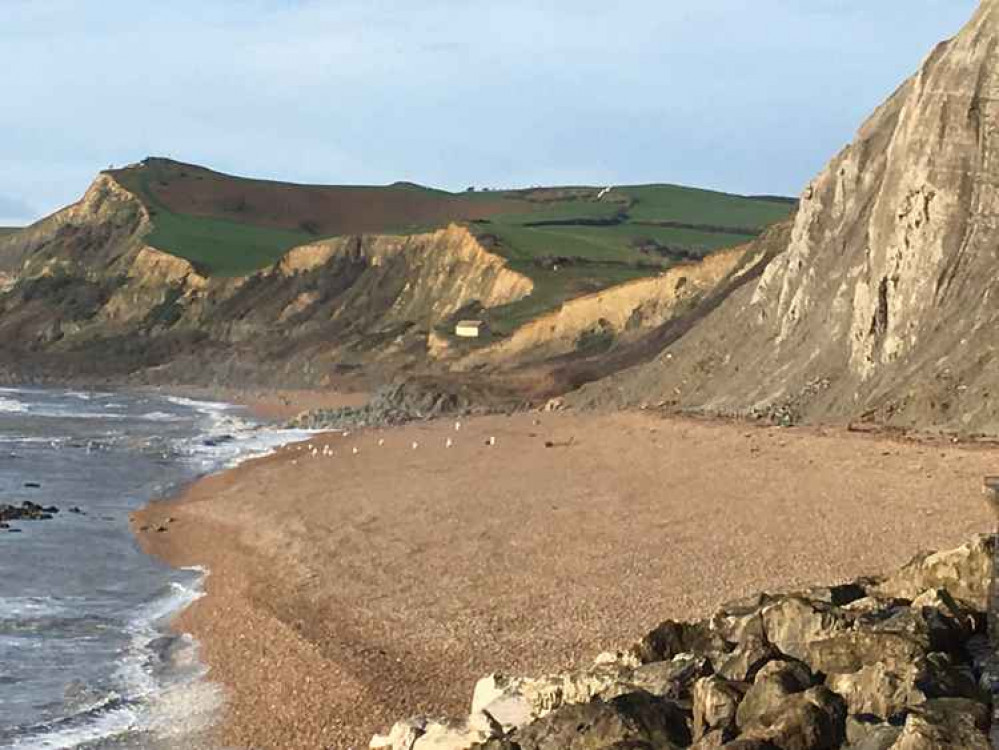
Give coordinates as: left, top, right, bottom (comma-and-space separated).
455, 320, 485, 338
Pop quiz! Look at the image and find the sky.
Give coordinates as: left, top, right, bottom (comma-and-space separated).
0, 0, 980, 225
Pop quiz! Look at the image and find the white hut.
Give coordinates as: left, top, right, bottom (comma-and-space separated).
455, 320, 485, 338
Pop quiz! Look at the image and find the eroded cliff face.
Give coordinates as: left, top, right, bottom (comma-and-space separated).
574, 2, 999, 435
0, 174, 536, 384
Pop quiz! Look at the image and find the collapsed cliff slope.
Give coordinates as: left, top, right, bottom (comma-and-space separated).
574, 2, 999, 436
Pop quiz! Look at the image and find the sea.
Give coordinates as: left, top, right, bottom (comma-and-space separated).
0, 387, 314, 749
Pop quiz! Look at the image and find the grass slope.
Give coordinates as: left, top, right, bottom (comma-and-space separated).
108, 158, 796, 323
0, 228, 21, 237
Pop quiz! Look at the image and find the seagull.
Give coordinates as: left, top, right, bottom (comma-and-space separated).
412, 441, 419, 450
454, 421, 461, 432
378, 438, 385, 447
445, 438, 453, 448
487, 436, 496, 446
352, 447, 359, 455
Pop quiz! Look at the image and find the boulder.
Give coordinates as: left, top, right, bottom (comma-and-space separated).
736, 661, 815, 732
630, 654, 712, 700
692, 675, 745, 742
870, 536, 992, 612
843, 716, 902, 750
632, 620, 730, 666
371, 714, 503, 750
886, 697, 990, 749
472, 674, 532, 732
760, 598, 849, 665
716, 637, 782, 683
739, 686, 846, 750
505, 692, 691, 750
794, 630, 926, 677
371, 719, 428, 750
826, 662, 925, 721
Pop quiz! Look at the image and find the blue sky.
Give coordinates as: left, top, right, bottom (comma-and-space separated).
0, 0, 979, 224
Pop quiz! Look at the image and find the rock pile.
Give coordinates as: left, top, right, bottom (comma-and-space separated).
288, 381, 478, 430
371, 536, 994, 750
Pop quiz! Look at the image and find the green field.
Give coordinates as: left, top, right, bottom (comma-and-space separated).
619, 185, 794, 229
0, 227, 21, 238
144, 211, 313, 277
115, 165, 314, 276
109, 158, 796, 321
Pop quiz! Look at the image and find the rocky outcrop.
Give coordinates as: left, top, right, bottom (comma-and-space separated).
572, 2, 999, 436
370, 536, 993, 750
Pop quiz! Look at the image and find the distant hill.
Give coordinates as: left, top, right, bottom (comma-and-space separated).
106, 158, 794, 331
0, 158, 792, 389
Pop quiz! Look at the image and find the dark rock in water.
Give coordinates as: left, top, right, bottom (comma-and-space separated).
68, 506, 84, 514
23, 482, 40, 489
1, 501, 62, 530
202, 434, 234, 447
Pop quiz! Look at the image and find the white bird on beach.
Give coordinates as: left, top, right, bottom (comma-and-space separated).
352, 447, 359, 455
454, 421, 461, 431
412, 441, 419, 450
378, 438, 385, 447
487, 436, 496, 446
445, 438, 453, 448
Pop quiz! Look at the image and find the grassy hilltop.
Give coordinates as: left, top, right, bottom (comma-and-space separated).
109, 158, 795, 329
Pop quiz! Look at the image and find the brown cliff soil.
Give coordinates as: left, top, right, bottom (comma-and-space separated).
111, 158, 531, 237
135, 411, 994, 749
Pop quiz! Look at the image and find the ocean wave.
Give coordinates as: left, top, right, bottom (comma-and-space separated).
0, 396, 27, 413
137, 411, 186, 423
3, 694, 141, 750
2, 573, 214, 749
164, 395, 233, 413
